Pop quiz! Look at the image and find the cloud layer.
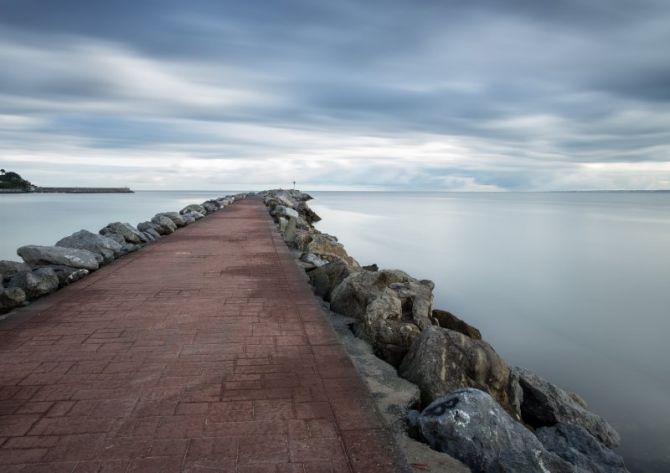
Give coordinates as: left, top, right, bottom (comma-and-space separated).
1, 0, 669, 190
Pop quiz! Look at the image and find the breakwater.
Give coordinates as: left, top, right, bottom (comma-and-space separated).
0, 187, 133, 193
260, 188, 630, 473
0, 194, 246, 314
0, 189, 631, 472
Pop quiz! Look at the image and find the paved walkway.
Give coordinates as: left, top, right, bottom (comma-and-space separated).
0, 199, 406, 473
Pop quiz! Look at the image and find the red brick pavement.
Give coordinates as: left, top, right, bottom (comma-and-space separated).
0, 198, 407, 473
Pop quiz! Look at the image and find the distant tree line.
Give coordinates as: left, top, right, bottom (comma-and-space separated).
0, 170, 35, 190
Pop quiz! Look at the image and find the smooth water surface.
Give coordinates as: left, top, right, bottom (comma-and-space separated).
1, 190, 668, 471
309, 191, 670, 473
0, 191, 234, 260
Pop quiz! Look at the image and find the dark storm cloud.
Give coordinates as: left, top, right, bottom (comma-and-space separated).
0, 0, 668, 189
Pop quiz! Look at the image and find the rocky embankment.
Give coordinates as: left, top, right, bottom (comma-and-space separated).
0, 194, 247, 316
260, 189, 629, 473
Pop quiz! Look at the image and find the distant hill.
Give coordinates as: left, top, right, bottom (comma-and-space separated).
0, 170, 35, 191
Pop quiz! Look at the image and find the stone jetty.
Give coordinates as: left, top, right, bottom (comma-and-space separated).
0, 189, 629, 472
0, 195, 407, 472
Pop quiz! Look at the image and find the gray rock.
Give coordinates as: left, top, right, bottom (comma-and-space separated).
308, 261, 353, 301
409, 389, 574, 473
17, 245, 100, 270
180, 204, 206, 215
293, 230, 313, 251
514, 367, 621, 448
537, 423, 629, 473
104, 232, 126, 246
0, 260, 31, 280
181, 210, 204, 224
201, 200, 221, 213
306, 233, 360, 269
281, 217, 297, 243
141, 231, 157, 242
433, 309, 482, 340
8, 268, 60, 299
399, 326, 522, 419
299, 252, 328, 269
362, 263, 379, 272
100, 222, 145, 244
274, 205, 300, 219
330, 269, 435, 366
297, 201, 321, 223
56, 229, 122, 264
150, 214, 177, 234
0, 287, 26, 312
158, 211, 186, 227
44, 265, 90, 287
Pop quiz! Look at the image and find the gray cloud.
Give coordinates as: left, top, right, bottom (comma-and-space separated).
0, 0, 668, 190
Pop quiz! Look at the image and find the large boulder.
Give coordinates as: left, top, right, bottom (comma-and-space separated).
330, 270, 435, 366
537, 423, 629, 473
201, 200, 221, 214
150, 215, 178, 235
157, 212, 186, 228
297, 201, 321, 223
180, 204, 206, 215
8, 268, 59, 299
273, 205, 300, 220
181, 210, 204, 224
433, 309, 482, 340
409, 389, 574, 473
399, 326, 521, 419
137, 221, 163, 239
0, 287, 26, 312
56, 230, 122, 264
99, 222, 145, 244
17, 245, 100, 270
306, 233, 360, 269
0, 260, 31, 280
513, 367, 620, 448
308, 261, 353, 301
42, 265, 90, 287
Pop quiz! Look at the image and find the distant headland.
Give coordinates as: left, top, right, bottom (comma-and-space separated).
0, 169, 133, 193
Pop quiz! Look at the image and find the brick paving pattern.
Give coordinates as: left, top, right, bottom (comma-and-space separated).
0, 198, 406, 473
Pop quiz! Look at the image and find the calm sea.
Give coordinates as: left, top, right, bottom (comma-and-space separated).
1, 190, 669, 472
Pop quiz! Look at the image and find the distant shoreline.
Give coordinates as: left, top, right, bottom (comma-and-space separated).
0, 187, 133, 194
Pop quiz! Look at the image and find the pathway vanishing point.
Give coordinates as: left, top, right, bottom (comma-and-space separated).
0, 198, 407, 473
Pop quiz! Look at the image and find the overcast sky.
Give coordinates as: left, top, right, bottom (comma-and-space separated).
1, 0, 669, 190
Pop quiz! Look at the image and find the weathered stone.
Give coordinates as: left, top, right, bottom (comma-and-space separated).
308, 261, 353, 301
201, 200, 221, 213
44, 265, 90, 287
433, 309, 482, 340
180, 204, 206, 215
297, 201, 321, 223
306, 233, 360, 269
282, 217, 297, 243
158, 212, 187, 228
100, 222, 145, 244
0, 260, 31, 280
56, 229, 123, 264
293, 230, 313, 251
409, 389, 573, 473
17, 245, 100, 270
151, 215, 177, 235
300, 253, 328, 269
400, 326, 522, 419
537, 423, 629, 473
182, 210, 205, 223
331, 270, 435, 366
8, 268, 60, 299
274, 205, 299, 219
0, 287, 26, 312
514, 367, 621, 448
362, 263, 379, 272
